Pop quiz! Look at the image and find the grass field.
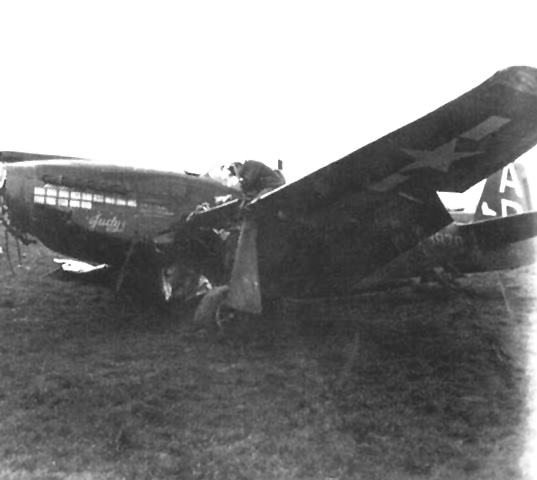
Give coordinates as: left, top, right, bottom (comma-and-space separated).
0, 239, 535, 479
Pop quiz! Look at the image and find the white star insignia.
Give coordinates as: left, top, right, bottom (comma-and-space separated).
400, 139, 482, 173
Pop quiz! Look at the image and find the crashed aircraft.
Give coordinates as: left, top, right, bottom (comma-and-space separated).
2, 66, 537, 316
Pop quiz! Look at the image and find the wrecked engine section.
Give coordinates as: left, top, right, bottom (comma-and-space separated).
0, 176, 36, 272
154, 211, 239, 305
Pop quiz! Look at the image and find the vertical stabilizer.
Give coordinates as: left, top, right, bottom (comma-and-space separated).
474, 162, 532, 221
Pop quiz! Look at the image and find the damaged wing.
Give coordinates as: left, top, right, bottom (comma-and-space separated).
189, 66, 537, 299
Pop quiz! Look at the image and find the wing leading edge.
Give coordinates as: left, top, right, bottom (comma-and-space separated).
252, 66, 537, 217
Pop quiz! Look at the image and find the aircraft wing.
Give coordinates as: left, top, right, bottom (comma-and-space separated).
255, 67, 537, 213
189, 66, 537, 298
194, 66, 537, 223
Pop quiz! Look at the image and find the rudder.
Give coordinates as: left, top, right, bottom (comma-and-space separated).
474, 162, 532, 221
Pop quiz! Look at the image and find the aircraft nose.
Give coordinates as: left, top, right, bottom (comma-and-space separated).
0, 165, 6, 216
1, 162, 37, 232
3, 163, 24, 205
0, 163, 6, 205
0, 163, 6, 190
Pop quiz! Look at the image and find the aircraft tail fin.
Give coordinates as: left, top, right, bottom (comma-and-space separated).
474, 162, 532, 222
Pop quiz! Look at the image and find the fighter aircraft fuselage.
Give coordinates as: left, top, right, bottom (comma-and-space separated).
3, 67, 537, 312
355, 216, 537, 291
2, 156, 536, 302
2, 160, 239, 267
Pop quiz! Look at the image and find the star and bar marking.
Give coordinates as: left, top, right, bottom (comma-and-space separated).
370, 115, 510, 192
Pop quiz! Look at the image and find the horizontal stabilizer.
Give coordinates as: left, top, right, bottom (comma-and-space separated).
459, 211, 537, 249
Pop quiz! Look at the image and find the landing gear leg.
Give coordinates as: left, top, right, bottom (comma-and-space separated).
115, 238, 139, 294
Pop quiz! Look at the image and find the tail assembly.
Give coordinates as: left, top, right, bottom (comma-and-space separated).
474, 162, 532, 221
443, 162, 537, 274
456, 210, 537, 271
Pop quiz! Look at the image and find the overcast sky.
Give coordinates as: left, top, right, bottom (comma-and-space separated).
2, 1, 537, 190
